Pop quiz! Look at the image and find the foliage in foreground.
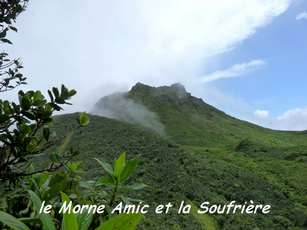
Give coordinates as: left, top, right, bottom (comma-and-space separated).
0, 0, 80, 184
0, 152, 144, 229
0, 2, 143, 229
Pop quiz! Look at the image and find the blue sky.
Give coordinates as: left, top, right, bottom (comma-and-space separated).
193, 0, 307, 130
213, 0, 307, 116
6, 0, 307, 130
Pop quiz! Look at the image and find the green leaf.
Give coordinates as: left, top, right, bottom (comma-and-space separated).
1, 38, 13, 44
52, 87, 60, 98
61, 85, 69, 98
28, 190, 56, 230
33, 91, 45, 106
97, 176, 114, 186
9, 26, 18, 32
48, 90, 54, 102
46, 174, 67, 199
15, 73, 23, 79
68, 89, 77, 97
3, 100, 11, 113
0, 29, 7, 38
60, 192, 79, 230
120, 159, 138, 182
34, 173, 50, 188
52, 103, 62, 111
114, 152, 126, 180
66, 161, 81, 172
22, 111, 36, 120
95, 214, 142, 230
94, 158, 113, 177
78, 112, 89, 127
20, 95, 31, 110
0, 211, 30, 230
77, 211, 93, 230
19, 123, 31, 135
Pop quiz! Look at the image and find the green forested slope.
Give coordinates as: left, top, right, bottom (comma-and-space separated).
127, 83, 307, 149
53, 83, 307, 229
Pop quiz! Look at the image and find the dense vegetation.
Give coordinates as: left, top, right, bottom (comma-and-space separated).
54, 82, 307, 229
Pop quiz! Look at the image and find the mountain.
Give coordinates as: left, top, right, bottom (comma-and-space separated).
54, 83, 307, 229
95, 82, 307, 153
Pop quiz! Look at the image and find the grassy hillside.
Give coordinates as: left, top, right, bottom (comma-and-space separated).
53, 83, 307, 229
127, 83, 307, 149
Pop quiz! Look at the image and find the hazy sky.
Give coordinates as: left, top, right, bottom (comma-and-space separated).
5, 0, 307, 130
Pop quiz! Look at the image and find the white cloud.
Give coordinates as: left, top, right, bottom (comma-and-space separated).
275, 108, 307, 130
296, 11, 307, 20
200, 59, 265, 83
254, 109, 269, 119
250, 107, 307, 131
7, 0, 291, 109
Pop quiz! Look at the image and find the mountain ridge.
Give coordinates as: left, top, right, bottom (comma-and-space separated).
94, 82, 307, 148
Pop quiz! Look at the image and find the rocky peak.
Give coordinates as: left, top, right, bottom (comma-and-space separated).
129, 82, 190, 100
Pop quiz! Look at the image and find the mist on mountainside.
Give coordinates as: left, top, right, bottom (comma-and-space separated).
91, 82, 192, 136
92, 92, 165, 135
